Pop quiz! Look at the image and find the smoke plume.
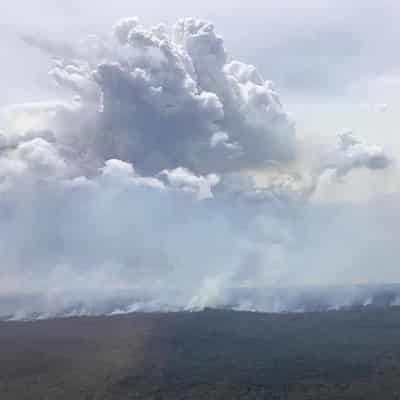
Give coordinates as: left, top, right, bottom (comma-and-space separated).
0, 17, 397, 319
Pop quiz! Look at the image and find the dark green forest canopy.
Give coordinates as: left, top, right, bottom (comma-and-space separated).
2, 308, 400, 399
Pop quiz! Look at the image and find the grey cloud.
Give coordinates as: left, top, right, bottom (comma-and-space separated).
21, 35, 76, 59
326, 130, 392, 177
20, 17, 296, 176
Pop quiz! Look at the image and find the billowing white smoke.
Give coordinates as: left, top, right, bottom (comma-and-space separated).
0, 17, 397, 319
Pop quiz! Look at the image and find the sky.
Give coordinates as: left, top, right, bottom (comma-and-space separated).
1, 1, 400, 317
2, 1, 400, 148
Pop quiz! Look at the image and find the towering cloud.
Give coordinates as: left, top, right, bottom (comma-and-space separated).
13, 17, 295, 177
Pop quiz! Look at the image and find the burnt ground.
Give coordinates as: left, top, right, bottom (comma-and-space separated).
2, 308, 400, 399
